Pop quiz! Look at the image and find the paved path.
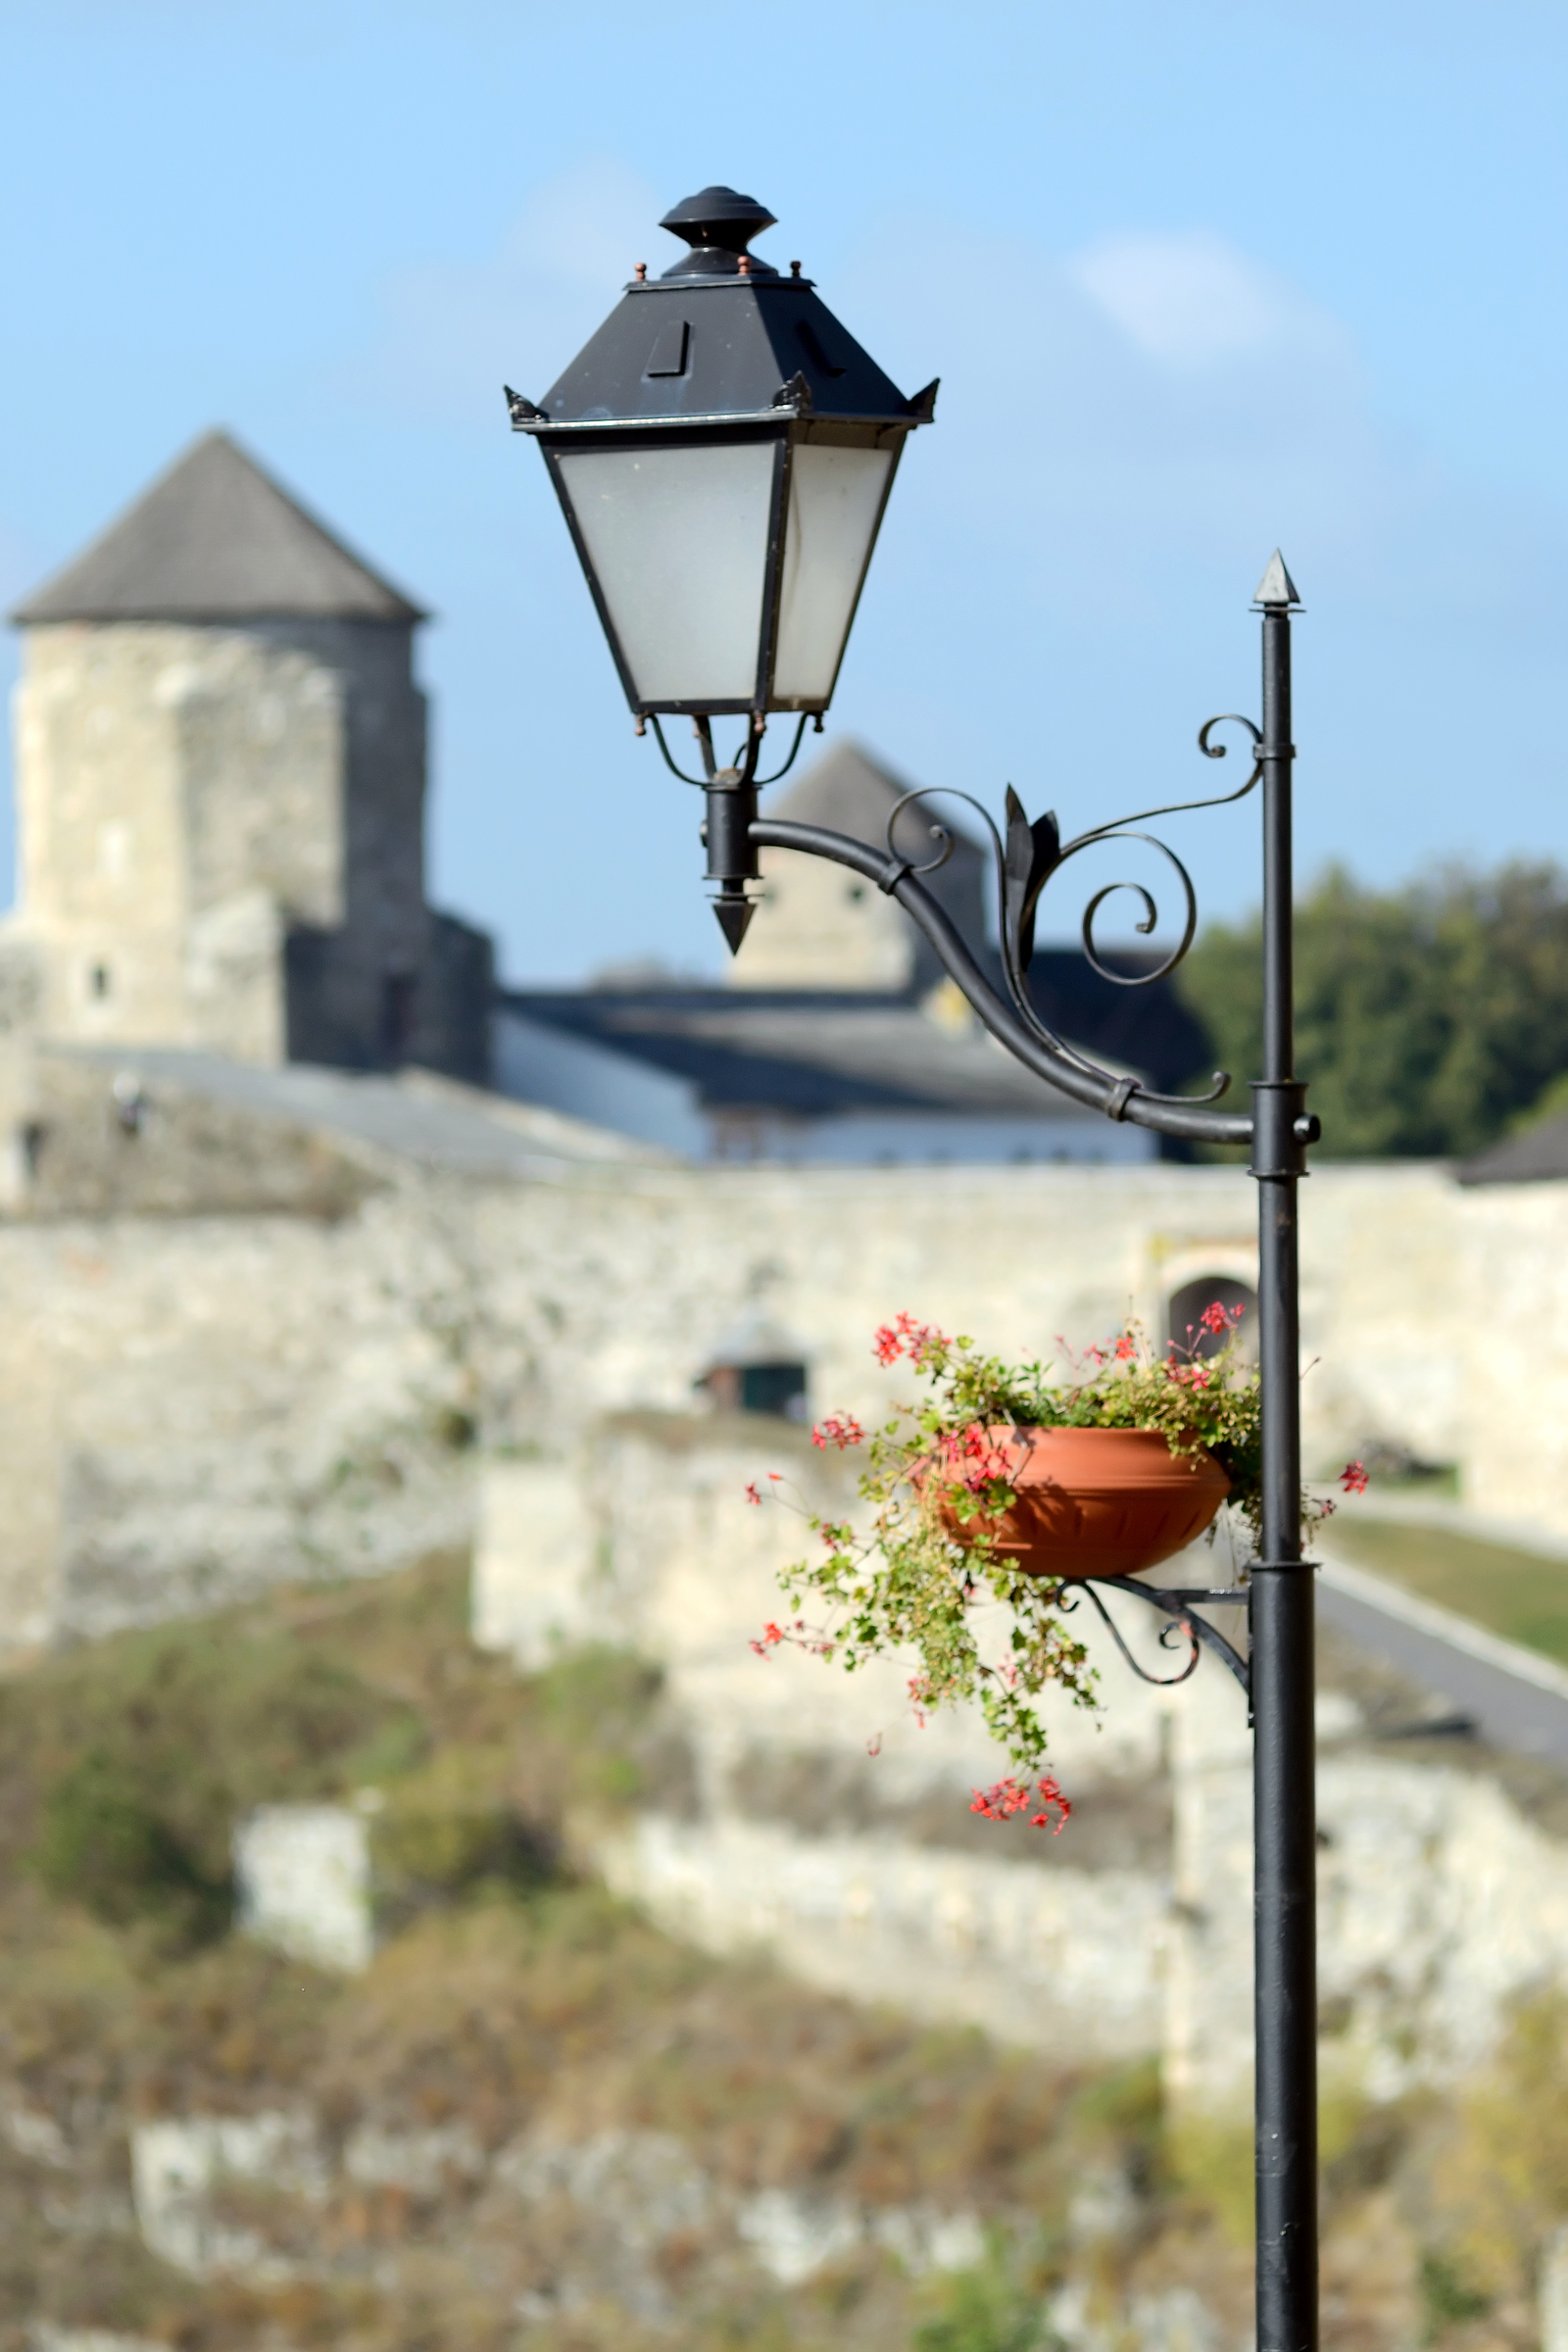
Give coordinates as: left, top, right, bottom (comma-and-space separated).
1317, 1550, 1568, 1767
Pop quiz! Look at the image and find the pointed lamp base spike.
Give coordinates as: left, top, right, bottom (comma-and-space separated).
712, 895, 757, 956
1253, 550, 1301, 609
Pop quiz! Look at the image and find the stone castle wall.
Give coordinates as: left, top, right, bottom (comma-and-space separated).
0, 1119, 1560, 2132
245, 616, 429, 1070
0, 1139, 1560, 1652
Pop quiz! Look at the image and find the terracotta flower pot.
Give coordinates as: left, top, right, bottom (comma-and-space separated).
937, 1425, 1230, 1581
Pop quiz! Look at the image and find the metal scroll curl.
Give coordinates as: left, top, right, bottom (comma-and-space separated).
1073, 833, 1198, 988
1056, 1578, 1252, 1701
1015, 710, 1264, 992
882, 790, 960, 885
878, 714, 1262, 1114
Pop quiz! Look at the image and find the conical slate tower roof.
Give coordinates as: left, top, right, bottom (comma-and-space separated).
11, 431, 424, 626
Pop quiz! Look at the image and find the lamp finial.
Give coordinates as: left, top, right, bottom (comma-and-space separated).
1252, 551, 1300, 610
658, 185, 778, 280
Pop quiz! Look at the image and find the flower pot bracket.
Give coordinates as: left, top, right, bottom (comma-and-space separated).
1066, 1579, 1252, 1708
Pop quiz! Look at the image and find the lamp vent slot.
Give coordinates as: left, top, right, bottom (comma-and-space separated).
795, 320, 846, 378
645, 318, 691, 377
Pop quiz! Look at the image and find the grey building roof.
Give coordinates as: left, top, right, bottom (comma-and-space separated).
1457, 1114, 1568, 1186
11, 431, 425, 626
60, 1050, 672, 1178
500, 987, 1135, 1122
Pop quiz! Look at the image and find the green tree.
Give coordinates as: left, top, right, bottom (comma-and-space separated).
1177, 861, 1568, 1156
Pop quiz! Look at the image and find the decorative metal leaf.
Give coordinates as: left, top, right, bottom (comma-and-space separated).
1004, 787, 1061, 974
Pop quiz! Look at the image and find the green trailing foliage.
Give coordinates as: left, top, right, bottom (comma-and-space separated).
1177, 859, 1568, 1157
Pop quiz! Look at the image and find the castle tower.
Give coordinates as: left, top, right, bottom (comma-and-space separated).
6, 431, 490, 1076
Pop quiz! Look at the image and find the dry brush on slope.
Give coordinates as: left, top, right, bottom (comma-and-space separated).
0, 1555, 1555, 2352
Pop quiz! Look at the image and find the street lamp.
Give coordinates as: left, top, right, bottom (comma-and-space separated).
508, 187, 1323, 2352
507, 184, 935, 948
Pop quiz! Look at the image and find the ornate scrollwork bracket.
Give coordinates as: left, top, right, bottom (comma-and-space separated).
741, 708, 1266, 1144
871, 711, 1264, 1118
1062, 1578, 1252, 1706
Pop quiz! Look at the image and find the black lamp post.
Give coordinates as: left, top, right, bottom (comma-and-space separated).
510, 186, 1322, 2352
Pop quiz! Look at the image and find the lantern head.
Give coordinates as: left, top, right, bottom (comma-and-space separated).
508, 185, 936, 721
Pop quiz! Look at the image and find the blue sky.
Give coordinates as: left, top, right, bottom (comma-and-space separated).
2, 0, 1565, 981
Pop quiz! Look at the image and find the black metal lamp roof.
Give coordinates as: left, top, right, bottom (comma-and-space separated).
507, 187, 937, 436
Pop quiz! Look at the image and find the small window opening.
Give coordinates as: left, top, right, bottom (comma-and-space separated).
702, 1359, 809, 1421
89, 963, 111, 1000
380, 971, 418, 1062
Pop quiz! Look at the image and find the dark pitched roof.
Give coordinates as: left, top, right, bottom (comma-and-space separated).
500, 987, 1137, 1122
1457, 1115, 1568, 1185
1023, 949, 1214, 1102
11, 431, 425, 626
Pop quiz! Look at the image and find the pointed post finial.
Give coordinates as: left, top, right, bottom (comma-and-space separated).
712, 895, 756, 955
1252, 550, 1300, 610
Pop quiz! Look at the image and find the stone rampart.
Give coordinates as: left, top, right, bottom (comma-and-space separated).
0, 1124, 1562, 1644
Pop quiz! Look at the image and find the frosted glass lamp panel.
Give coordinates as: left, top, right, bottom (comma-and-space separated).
770, 444, 896, 705
557, 442, 776, 706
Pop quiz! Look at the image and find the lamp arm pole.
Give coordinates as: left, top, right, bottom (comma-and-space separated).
1250, 592, 1318, 2352
719, 585, 1316, 2352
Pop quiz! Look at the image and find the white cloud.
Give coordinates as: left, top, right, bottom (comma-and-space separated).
1068, 229, 1332, 368
826, 215, 1392, 605
353, 157, 662, 424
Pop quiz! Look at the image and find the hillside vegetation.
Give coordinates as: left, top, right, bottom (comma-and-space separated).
0, 1554, 1557, 2352
0, 1557, 1173, 2349
1325, 1517, 1568, 1664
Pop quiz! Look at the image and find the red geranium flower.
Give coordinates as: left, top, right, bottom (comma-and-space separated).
812, 1413, 865, 1451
